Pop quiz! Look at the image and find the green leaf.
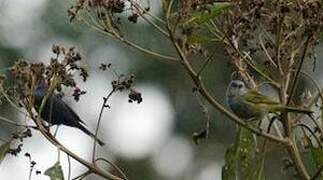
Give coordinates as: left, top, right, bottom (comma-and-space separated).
222, 142, 238, 180
44, 162, 64, 180
187, 34, 212, 44
308, 136, 323, 180
222, 127, 265, 180
0, 141, 10, 164
311, 147, 323, 166
184, 2, 232, 26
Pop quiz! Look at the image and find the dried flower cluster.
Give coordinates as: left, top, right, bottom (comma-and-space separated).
68, 0, 151, 34
7, 129, 32, 156
6, 45, 88, 107
179, 0, 323, 72
100, 63, 143, 104
0, 45, 143, 179
24, 152, 42, 176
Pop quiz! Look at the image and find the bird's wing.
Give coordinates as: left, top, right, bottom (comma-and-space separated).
53, 95, 86, 125
242, 90, 280, 105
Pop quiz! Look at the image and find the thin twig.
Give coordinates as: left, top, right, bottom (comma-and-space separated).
72, 171, 91, 180
295, 123, 323, 149
223, 33, 280, 88
299, 71, 323, 102
241, 51, 280, 88
127, 0, 166, 24
127, 0, 169, 37
27, 155, 33, 180
95, 158, 129, 180
287, 35, 312, 105
78, 12, 178, 62
307, 114, 323, 138
0, 115, 34, 128
166, 0, 174, 21
92, 89, 115, 163
195, 91, 210, 138
311, 165, 323, 180
259, 34, 278, 68
0, 88, 32, 119
275, 12, 284, 76
292, 71, 323, 126
259, 116, 279, 175
67, 155, 72, 180
197, 52, 216, 77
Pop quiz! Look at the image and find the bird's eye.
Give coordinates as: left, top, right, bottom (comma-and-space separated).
238, 84, 243, 88
232, 83, 237, 88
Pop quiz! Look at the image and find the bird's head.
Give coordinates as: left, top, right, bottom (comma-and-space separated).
226, 80, 248, 97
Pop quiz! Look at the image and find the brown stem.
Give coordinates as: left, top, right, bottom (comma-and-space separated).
95, 158, 129, 180
288, 141, 310, 179
29, 79, 124, 180
31, 115, 124, 180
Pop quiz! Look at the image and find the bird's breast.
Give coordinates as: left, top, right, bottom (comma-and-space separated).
227, 96, 260, 119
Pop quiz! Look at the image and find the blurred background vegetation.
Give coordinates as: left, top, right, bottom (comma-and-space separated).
0, 0, 322, 180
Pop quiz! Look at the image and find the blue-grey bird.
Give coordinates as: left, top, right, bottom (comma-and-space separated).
34, 85, 105, 146
226, 80, 312, 121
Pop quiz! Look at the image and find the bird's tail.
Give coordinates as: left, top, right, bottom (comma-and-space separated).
282, 106, 313, 115
78, 125, 105, 146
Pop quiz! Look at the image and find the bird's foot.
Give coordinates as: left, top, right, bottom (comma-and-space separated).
44, 124, 52, 131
